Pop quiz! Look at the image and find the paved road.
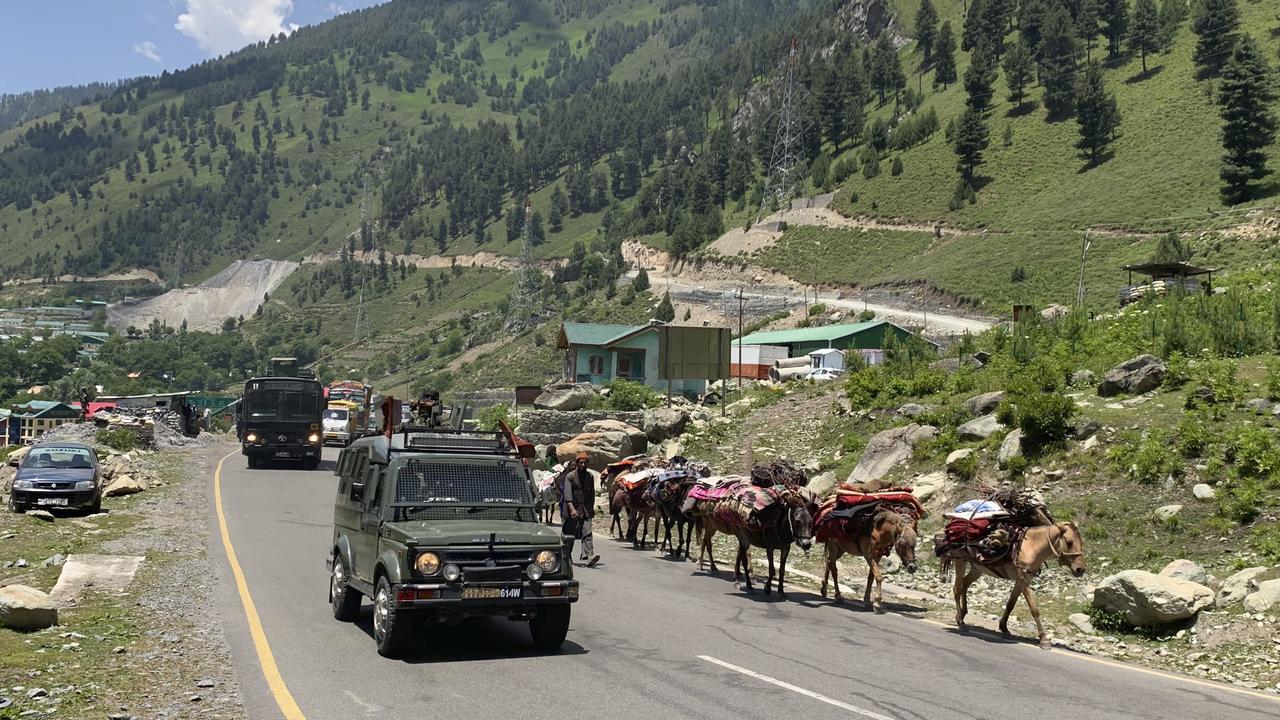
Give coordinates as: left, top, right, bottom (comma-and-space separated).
210, 447, 1278, 720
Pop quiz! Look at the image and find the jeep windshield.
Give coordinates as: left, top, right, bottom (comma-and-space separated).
390, 458, 535, 522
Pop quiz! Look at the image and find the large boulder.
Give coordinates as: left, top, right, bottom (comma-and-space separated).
1097, 354, 1166, 397
846, 424, 938, 484
1243, 579, 1280, 613
957, 414, 1005, 441
582, 419, 648, 454
1219, 567, 1269, 607
808, 471, 839, 498
104, 474, 147, 498
1159, 559, 1209, 586
1092, 570, 1215, 625
533, 384, 597, 411
641, 407, 689, 443
557, 431, 642, 470
966, 391, 1005, 416
996, 429, 1023, 469
0, 585, 58, 631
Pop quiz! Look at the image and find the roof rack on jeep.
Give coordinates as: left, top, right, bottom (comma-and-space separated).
391, 427, 517, 456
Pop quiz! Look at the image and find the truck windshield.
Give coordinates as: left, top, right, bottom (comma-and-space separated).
324, 408, 349, 421
243, 382, 322, 422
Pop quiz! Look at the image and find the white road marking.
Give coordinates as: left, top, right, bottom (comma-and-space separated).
343, 689, 383, 714
698, 655, 899, 720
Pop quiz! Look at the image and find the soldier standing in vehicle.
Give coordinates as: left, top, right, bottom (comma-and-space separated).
561, 453, 600, 568
413, 389, 443, 427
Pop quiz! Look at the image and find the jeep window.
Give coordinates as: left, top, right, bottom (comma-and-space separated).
391, 459, 534, 521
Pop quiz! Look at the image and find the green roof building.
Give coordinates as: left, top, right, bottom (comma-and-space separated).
556, 321, 712, 398
736, 320, 924, 356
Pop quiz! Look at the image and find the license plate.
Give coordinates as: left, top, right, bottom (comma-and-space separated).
274, 451, 293, 457
461, 586, 522, 600
37, 497, 69, 506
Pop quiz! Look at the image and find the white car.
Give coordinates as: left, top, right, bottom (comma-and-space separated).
807, 368, 843, 381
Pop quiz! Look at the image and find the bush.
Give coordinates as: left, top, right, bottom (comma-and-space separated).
1175, 413, 1210, 458
96, 428, 139, 452
844, 365, 886, 408
476, 403, 514, 432
919, 404, 969, 431
1225, 427, 1280, 480
1015, 392, 1076, 446
1218, 479, 1264, 524
1266, 359, 1280, 402
950, 450, 978, 482
808, 303, 827, 317
1162, 351, 1190, 389
1111, 430, 1177, 484
1193, 357, 1242, 405
605, 380, 662, 411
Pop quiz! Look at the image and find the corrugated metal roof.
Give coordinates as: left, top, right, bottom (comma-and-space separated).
559, 322, 643, 347
736, 320, 888, 346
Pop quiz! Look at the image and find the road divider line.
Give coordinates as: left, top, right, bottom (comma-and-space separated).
698, 655, 898, 719
214, 451, 308, 720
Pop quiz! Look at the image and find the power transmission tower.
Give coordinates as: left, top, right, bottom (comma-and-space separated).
510, 200, 540, 329
353, 273, 367, 342
758, 39, 808, 222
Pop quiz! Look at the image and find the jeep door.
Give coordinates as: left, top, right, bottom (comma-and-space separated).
333, 449, 363, 558
352, 459, 384, 584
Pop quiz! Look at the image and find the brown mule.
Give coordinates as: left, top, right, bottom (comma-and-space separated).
820, 511, 918, 612
941, 522, 1086, 647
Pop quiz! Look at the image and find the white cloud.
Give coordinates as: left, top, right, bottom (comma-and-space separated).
175, 0, 299, 56
327, 2, 344, 15
133, 40, 162, 63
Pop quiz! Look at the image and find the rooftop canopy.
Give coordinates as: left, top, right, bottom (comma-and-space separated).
736, 320, 890, 346
1121, 261, 1215, 277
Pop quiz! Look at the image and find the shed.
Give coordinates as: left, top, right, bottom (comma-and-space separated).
808, 348, 846, 371
736, 320, 924, 356
1119, 261, 1215, 306
730, 344, 789, 380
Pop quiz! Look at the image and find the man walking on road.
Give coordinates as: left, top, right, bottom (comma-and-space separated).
561, 453, 600, 568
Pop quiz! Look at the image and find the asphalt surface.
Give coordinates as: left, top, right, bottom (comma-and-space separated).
210, 447, 1279, 720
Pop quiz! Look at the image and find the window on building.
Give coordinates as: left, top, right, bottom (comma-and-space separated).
617, 357, 632, 378
588, 355, 605, 375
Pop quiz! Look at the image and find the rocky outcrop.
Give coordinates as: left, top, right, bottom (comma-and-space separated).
910, 471, 952, 504
0, 585, 58, 631
1159, 559, 1209, 586
846, 424, 938, 484
1092, 570, 1215, 625
1243, 579, 1280, 613
997, 429, 1023, 469
532, 383, 598, 411
965, 391, 1005, 416
641, 407, 689, 443
517, 410, 645, 446
957, 414, 1004, 440
1097, 354, 1166, 397
556, 426, 646, 470
581, 420, 647, 455
1219, 567, 1269, 606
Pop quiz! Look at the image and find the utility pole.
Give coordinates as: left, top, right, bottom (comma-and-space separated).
758, 38, 808, 223
737, 286, 745, 391
1075, 230, 1093, 308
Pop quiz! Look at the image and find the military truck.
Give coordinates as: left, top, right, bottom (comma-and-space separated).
237, 358, 325, 469
328, 426, 577, 657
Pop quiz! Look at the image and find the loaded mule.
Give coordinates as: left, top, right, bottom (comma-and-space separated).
730, 485, 817, 598
816, 485, 924, 612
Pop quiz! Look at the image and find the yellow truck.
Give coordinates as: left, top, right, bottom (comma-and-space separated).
322, 400, 362, 446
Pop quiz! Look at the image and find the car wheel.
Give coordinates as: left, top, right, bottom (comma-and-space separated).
330, 554, 361, 622
372, 576, 409, 658
7, 493, 24, 514
87, 493, 101, 514
529, 604, 570, 651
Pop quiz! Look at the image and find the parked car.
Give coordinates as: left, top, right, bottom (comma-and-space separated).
8, 442, 102, 514
807, 367, 844, 381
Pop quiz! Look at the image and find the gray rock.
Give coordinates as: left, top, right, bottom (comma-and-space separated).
1092, 570, 1215, 625
910, 471, 952, 504
0, 585, 58, 631
997, 429, 1024, 469
1188, 385, 1216, 406
808, 471, 838, 498
641, 407, 689, 443
945, 448, 975, 467
25, 510, 54, 522
1244, 398, 1273, 415
1159, 559, 1209, 586
1072, 420, 1101, 440
1218, 567, 1269, 607
1243, 579, 1280, 613
1153, 504, 1182, 521
1041, 303, 1070, 320
556, 430, 641, 471
532, 383, 597, 411
965, 391, 1005, 416
1070, 369, 1097, 388
1191, 483, 1215, 501
895, 403, 927, 419
40, 554, 66, 568
846, 424, 939, 484
1097, 354, 1166, 397
1068, 612, 1097, 635
957, 414, 1005, 441
104, 473, 146, 497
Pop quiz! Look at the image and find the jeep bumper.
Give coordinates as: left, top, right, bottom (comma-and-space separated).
389, 580, 578, 617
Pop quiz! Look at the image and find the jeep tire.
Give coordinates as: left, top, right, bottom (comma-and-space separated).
372, 576, 409, 657
529, 604, 570, 651
305, 456, 321, 470
247, 455, 260, 469
330, 554, 361, 622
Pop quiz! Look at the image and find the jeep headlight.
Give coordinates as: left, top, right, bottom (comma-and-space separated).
534, 549, 559, 574
74, 480, 95, 491
414, 552, 441, 576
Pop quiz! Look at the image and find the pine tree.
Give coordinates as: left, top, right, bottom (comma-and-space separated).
916, 0, 940, 66
1218, 35, 1278, 204
633, 267, 651, 291
964, 46, 998, 114
1191, 0, 1240, 75
963, 0, 990, 52
1003, 39, 1036, 105
1129, 0, 1161, 73
1078, 0, 1103, 58
953, 107, 990, 182
1020, 0, 1047, 56
934, 22, 959, 88
1039, 6, 1082, 116
872, 33, 906, 104
1074, 61, 1122, 165
654, 292, 675, 322
1101, 0, 1129, 59
817, 68, 847, 150
1158, 0, 1188, 47
548, 201, 563, 232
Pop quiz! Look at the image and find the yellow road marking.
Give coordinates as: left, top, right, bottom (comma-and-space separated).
214, 451, 308, 720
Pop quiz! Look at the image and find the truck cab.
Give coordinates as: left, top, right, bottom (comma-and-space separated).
327, 427, 577, 657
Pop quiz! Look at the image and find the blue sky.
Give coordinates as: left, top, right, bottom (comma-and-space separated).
0, 0, 388, 95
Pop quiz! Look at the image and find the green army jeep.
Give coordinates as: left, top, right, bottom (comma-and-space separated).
327, 427, 578, 657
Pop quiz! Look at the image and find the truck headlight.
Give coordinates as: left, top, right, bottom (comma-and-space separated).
534, 550, 559, 574
245, 433, 259, 443
308, 433, 320, 443
74, 480, 94, 491
414, 552, 440, 576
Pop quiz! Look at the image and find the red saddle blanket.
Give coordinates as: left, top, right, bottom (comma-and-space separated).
944, 517, 992, 544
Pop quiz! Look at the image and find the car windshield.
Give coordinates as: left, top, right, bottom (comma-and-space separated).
324, 408, 348, 421
391, 459, 533, 509
22, 447, 94, 470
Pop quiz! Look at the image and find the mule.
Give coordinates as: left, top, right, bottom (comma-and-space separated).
535, 480, 560, 525
941, 522, 1086, 647
609, 480, 661, 549
819, 510, 918, 612
732, 492, 815, 598
655, 477, 699, 559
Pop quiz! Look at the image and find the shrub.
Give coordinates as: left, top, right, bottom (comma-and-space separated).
96, 428, 139, 452
1225, 427, 1280, 480
606, 380, 662, 411
1114, 430, 1177, 484
907, 368, 948, 397
1218, 479, 1264, 524
919, 404, 969, 431
1015, 392, 1076, 446
1266, 359, 1280, 402
1175, 413, 1210, 458
844, 366, 886, 408
808, 303, 827, 317
476, 403, 514, 432
1192, 357, 1243, 407
1162, 351, 1190, 389
950, 450, 978, 482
